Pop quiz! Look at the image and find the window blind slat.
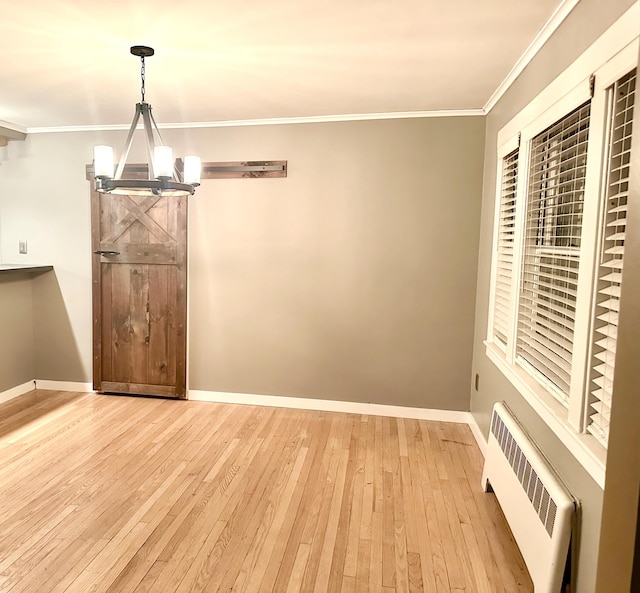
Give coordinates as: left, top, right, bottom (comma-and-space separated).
600, 271, 623, 284
609, 203, 628, 213
591, 388, 613, 406
600, 258, 624, 270
520, 285, 579, 311
597, 311, 619, 325
606, 219, 627, 228
597, 297, 621, 313
599, 285, 622, 298
520, 277, 579, 298
519, 301, 576, 331
518, 339, 573, 387
595, 323, 618, 339
519, 320, 573, 354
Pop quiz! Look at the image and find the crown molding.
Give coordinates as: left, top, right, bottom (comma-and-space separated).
26, 109, 485, 134
0, 119, 27, 144
0, 119, 27, 134
483, 0, 582, 114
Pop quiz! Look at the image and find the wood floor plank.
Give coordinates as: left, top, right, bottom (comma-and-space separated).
369, 511, 384, 591
341, 418, 366, 578
0, 391, 533, 593
355, 538, 371, 593
285, 543, 312, 593
326, 416, 362, 593
407, 551, 424, 593
340, 574, 355, 593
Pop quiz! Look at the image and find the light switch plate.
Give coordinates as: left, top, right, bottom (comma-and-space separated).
19, 240, 27, 254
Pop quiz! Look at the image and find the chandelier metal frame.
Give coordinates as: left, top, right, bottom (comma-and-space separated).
93, 46, 200, 197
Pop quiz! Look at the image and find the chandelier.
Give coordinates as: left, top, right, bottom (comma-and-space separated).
93, 46, 201, 197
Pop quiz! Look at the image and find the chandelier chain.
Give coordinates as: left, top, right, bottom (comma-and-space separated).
140, 56, 146, 103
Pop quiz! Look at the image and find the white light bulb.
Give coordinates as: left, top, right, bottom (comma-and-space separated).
183, 156, 201, 185
154, 146, 174, 178
93, 145, 114, 178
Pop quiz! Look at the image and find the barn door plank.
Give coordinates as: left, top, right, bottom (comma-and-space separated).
148, 265, 169, 386
148, 197, 170, 387
112, 258, 133, 384
173, 196, 188, 397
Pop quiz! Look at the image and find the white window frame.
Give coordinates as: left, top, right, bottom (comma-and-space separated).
484, 4, 639, 489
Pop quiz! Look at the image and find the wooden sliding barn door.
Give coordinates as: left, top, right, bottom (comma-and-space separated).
91, 185, 187, 398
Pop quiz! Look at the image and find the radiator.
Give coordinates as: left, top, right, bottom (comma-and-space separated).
481, 402, 575, 593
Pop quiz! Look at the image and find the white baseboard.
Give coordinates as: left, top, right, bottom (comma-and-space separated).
34, 380, 93, 392
468, 413, 487, 458
188, 389, 473, 424
0, 380, 36, 404
0, 380, 487, 456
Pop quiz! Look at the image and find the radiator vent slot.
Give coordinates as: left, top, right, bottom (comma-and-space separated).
490, 411, 558, 537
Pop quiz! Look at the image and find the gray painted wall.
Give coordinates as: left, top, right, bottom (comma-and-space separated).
469, 0, 636, 591
0, 116, 485, 411
187, 118, 485, 408
0, 273, 34, 392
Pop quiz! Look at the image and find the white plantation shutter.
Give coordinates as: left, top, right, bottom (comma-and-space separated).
587, 69, 636, 446
516, 102, 591, 402
492, 149, 519, 348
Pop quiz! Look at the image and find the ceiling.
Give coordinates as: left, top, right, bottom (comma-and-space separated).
0, 0, 567, 130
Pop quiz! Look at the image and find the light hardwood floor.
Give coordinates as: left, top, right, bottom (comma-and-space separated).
0, 390, 532, 593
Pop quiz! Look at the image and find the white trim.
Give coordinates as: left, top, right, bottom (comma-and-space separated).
496, 5, 639, 146
34, 380, 93, 392
483, 0, 581, 113
468, 414, 488, 458
518, 77, 591, 145
485, 342, 606, 488
188, 389, 472, 423
0, 119, 27, 134
25, 109, 485, 134
0, 380, 35, 404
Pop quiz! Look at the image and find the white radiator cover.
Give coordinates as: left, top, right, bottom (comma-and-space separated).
481, 402, 575, 593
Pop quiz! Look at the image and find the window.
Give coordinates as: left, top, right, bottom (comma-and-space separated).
485, 33, 638, 483
516, 102, 591, 403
